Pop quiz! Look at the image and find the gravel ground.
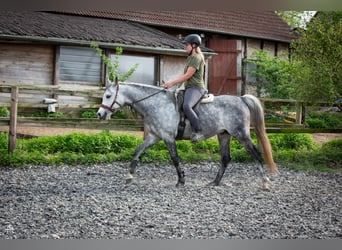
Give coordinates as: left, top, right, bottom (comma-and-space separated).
0, 162, 341, 239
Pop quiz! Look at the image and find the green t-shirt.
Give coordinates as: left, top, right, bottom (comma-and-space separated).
184, 54, 205, 89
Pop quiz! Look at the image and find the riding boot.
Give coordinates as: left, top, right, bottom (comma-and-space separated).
190, 127, 205, 143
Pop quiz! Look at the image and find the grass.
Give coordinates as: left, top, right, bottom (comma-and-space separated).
0, 131, 341, 172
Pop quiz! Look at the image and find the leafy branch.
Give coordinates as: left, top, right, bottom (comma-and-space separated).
90, 42, 139, 82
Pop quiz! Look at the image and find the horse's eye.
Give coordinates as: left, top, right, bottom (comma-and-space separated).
106, 94, 111, 99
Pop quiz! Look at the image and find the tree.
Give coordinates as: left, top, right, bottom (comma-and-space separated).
291, 11, 342, 105
277, 11, 315, 29
245, 50, 298, 99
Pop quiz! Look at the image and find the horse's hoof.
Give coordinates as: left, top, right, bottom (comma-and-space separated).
206, 182, 219, 186
260, 186, 271, 192
125, 178, 134, 185
260, 178, 271, 191
175, 182, 185, 188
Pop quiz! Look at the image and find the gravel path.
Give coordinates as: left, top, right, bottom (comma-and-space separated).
0, 162, 341, 239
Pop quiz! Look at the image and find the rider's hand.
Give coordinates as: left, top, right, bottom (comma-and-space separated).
163, 82, 172, 89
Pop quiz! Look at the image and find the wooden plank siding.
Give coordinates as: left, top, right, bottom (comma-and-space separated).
0, 43, 54, 85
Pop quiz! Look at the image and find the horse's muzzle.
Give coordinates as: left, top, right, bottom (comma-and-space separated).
97, 108, 108, 120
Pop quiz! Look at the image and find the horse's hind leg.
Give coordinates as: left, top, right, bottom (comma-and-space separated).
237, 136, 270, 190
126, 134, 160, 184
164, 140, 185, 187
209, 132, 232, 186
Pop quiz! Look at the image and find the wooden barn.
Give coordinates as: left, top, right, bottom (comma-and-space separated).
59, 11, 296, 95
0, 11, 295, 113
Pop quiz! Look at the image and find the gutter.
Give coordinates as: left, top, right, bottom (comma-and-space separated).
0, 34, 217, 57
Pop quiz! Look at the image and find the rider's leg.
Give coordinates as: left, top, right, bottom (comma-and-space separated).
183, 87, 204, 133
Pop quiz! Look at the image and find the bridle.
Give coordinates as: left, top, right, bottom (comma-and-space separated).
100, 83, 165, 113
100, 83, 122, 113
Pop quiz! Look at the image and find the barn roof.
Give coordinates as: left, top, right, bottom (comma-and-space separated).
0, 11, 214, 55
56, 11, 296, 43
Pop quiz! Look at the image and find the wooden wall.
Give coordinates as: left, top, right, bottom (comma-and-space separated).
0, 43, 54, 85
0, 43, 55, 106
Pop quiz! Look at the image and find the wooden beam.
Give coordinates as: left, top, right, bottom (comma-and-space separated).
8, 87, 18, 153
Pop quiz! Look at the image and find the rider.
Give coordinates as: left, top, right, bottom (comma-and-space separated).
163, 34, 206, 142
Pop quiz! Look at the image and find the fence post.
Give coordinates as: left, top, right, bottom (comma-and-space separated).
8, 86, 18, 153
295, 101, 303, 124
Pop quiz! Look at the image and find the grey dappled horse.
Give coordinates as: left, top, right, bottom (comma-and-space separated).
97, 82, 279, 190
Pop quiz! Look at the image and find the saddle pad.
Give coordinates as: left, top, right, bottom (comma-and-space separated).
200, 93, 214, 103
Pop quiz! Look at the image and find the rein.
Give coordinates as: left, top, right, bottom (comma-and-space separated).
131, 88, 165, 105
100, 83, 166, 113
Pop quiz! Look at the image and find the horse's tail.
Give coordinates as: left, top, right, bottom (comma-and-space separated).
241, 95, 279, 175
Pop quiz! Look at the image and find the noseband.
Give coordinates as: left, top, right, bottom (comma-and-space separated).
100, 83, 122, 113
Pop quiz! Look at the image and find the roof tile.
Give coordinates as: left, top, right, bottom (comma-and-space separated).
64, 10, 295, 42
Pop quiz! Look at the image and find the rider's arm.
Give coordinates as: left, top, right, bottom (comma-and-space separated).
163, 66, 196, 89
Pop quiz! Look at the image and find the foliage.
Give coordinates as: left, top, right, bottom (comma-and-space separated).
30, 110, 64, 118
80, 109, 98, 118
1, 131, 339, 173
290, 11, 342, 105
306, 112, 341, 128
90, 42, 139, 82
244, 50, 298, 98
277, 11, 315, 29
0, 107, 10, 117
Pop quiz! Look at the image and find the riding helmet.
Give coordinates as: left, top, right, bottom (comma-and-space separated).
182, 34, 201, 46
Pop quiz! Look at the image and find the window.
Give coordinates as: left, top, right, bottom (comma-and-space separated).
111, 54, 156, 85
59, 46, 102, 84
245, 61, 257, 84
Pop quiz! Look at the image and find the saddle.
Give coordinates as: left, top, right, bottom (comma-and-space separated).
175, 89, 214, 140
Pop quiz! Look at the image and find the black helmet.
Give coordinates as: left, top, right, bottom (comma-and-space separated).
182, 34, 201, 46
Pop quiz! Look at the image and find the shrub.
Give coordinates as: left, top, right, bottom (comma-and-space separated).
306, 112, 341, 128
268, 133, 317, 150
0, 131, 338, 171
0, 132, 8, 150
81, 109, 98, 118
306, 118, 327, 128
0, 107, 10, 117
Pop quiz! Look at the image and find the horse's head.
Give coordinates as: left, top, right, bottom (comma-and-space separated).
97, 83, 123, 120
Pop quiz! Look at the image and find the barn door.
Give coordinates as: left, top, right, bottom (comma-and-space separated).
208, 38, 242, 95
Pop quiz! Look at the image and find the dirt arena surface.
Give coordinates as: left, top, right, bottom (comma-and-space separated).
1, 162, 341, 239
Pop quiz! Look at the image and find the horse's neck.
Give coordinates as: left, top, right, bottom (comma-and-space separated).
123, 84, 171, 112
123, 84, 155, 102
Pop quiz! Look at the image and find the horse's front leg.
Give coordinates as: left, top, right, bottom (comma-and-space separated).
126, 134, 160, 184
164, 140, 185, 187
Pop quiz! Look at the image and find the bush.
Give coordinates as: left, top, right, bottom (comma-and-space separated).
0, 131, 339, 171
319, 139, 342, 163
31, 110, 64, 118
268, 133, 317, 150
0, 133, 8, 150
0, 107, 10, 117
306, 112, 341, 128
81, 109, 98, 118
306, 118, 327, 128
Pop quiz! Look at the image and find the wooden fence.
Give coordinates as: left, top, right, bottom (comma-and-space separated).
1, 84, 341, 153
